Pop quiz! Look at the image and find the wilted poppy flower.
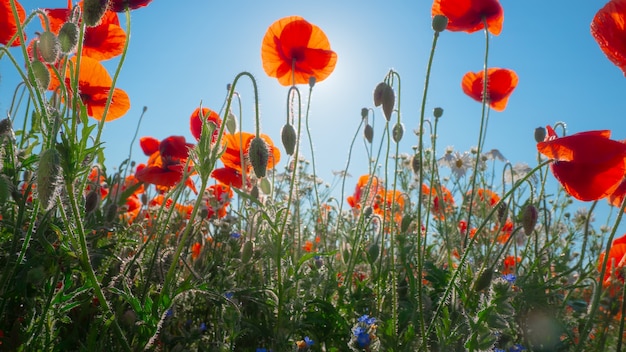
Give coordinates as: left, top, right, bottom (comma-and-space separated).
109, 0, 153, 12
537, 126, 626, 201
42, 2, 126, 60
461, 68, 518, 111
261, 16, 337, 86
135, 135, 197, 193
1, 0, 26, 46
591, 0, 626, 76
598, 233, 626, 284
190, 107, 222, 142
432, 0, 504, 35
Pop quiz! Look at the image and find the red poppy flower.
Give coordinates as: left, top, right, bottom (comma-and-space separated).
502, 255, 520, 275
537, 126, 626, 201
0, 0, 26, 46
432, 0, 504, 35
135, 135, 197, 193
190, 107, 222, 142
599, 233, 626, 284
461, 68, 518, 111
591, 0, 626, 76
422, 183, 455, 220
109, 0, 153, 12
261, 16, 337, 86
220, 132, 281, 173
211, 167, 244, 189
608, 178, 626, 209
191, 242, 202, 260
120, 193, 142, 223
42, 3, 126, 60
50, 56, 130, 121
346, 175, 383, 210
204, 183, 232, 219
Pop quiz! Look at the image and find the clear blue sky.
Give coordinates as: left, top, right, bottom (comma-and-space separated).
3, 1, 626, 230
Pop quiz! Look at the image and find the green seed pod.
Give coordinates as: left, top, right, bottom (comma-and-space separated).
241, 240, 254, 264
58, 22, 80, 54
433, 107, 444, 118
392, 122, 404, 143
432, 14, 449, 32
281, 123, 297, 155
534, 127, 547, 143
29, 60, 50, 91
521, 204, 538, 235
37, 148, 62, 211
361, 107, 369, 119
82, 0, 109, 26
38, 31, 60, 64
364, 123, 374, 144
248, 137, 269, 178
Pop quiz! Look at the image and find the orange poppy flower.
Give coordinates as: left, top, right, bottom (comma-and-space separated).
502, 255, 520, 275
220, 132, 281, 173
422, 183, 455, 220
135, 135, 197, 193
191, 242, 202, 260
432, 0, 504, 35
109, 0, 153, 12
120, 193, 142, 223
494, 219, 514, 244
537, 125, 626, 201
190, 107, 222, 142
598, 233, 626, 284
591, 0, 626, 76
608, 178, 626, 209
50, 56, 130, 121
461, 68, 518, 111
0, 0, 26, 46
204, 183, 233, 219
42, 3, 126, 60
211, 167, 244, 189
373, 189, 405, 228
346, 175, 383, 210
261, 16, 337, 86
86, 167, 109, 199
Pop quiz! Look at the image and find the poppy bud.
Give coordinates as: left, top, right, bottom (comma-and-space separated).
473, 268, 493, 292
521, 204, 538, 235
368, 243, 379, 263
82, 0, 110, 27
248, 137, 269, 178
29, 60, 50, 91
432, 15, 449, 32
105, 203, 118, 222
534, 127, 546, 143
411, 154, 420, 175
433, 107, 444, 118
363, 206, 373, 218
392, 123, 404, 143
0, 118, 14, 140
373, 82, 395, 121
226, 111, 237, 134
241, 240, 254, 264
364, 123, 374, 144
84, 189, 100, 213
281, 123, 297, 155
37, 148, 63, 211
37, 31, 60, 64
58, 22, 80, 54
361, 107, 369, 119
496, 202, 508, 224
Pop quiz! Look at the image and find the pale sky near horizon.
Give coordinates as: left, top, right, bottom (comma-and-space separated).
3, 0, 626, 233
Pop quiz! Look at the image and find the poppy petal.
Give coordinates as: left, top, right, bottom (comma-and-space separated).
0, 0, 26, 46
550, 158, 626, 201
432, 0, 504, 35
140, 136, 160, 156
537, 129, 624, 163
211, 167, 243, 189
592, 0, 626, 75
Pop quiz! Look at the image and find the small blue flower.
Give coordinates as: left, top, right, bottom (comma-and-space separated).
494, 349, 506, 352
224, 291, 234, 299
510, 344, 526, 352
304, 336, 314, 346
502, 273, 516, 284
358, 314, 376, 325
199, 322, 206, 332
256, 349, 267, 352
354, 327, 371, 348
230, 232, 241, 239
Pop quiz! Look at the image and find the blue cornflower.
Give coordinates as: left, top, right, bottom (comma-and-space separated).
502, 273, 516, 284
510, 344, 526, 352
165, 308, 173, 317
224, 291, 234, 299
494, 349, 506, 352
199, 322, 206, 332
304, 336, 314, 346
358, 314, 376, 325
354, 326, 371, 348
256, 349, 267, 352
230, 232, 241, 239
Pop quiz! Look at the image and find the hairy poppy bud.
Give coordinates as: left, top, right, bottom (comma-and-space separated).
82, 0, 110, 26
496, 202, 508, 224
534, 127, 546, 143
373, 82, 395, 121
392, 123, 404, 143
521, 204, 538, 235
363, 206, 373, 218
248, 137, 269, 178
281, 123, 297, 155
37, 148, 63, 211
364, 123, 374, 144
38, 31, 59, 64
433, 107, 444, 118
105, 203, 118, 222
241, 240, 254, 264
58, 22, 79, 54
361, 107, 369, 119
0, 118, 14, 140
368, 243, 380, 263
432, 15, 449, 32
473, 269, 493, 292
84, 189, 100, 213
29, 60, 50, 91
411, 154, 420, 174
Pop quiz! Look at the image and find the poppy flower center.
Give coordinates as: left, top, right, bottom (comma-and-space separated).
290, 47, 306, 62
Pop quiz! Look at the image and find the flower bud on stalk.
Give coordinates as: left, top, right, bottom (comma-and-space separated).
432, 15, 449, 32
37, 148, 63, 211
534, 127, 546, 143
373, 82, 395, 121
248, 137, 269, 178
38, 31, 60, 64
521, 204, 538, 235
281, 123, 296, 155
82, 0, 110, 26
392, 122, 404, 143
58, 22, 80, 54
364, 124, 374, 144
433, 107, 444, 118
361, 107, 369, 119
411, 154, 420, 175
29, 60, 50, 91
84, 189, 100, 213
473, 268, 493, 292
